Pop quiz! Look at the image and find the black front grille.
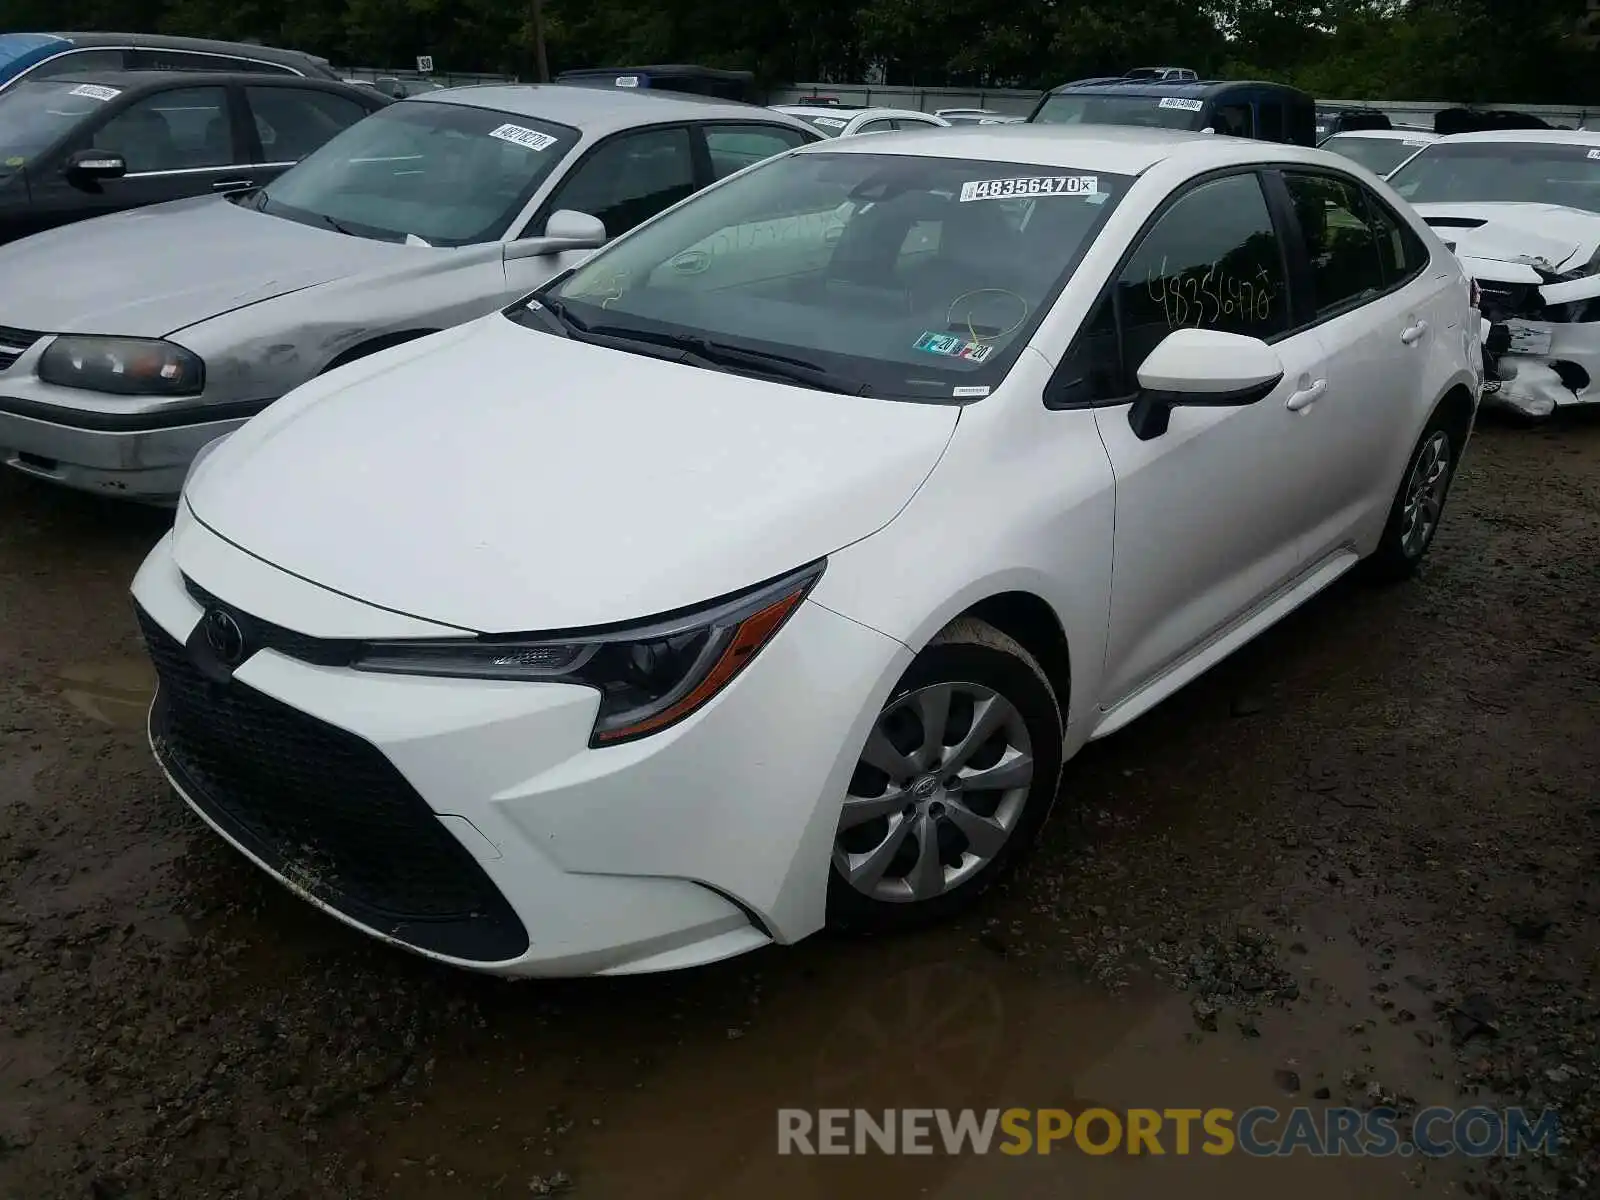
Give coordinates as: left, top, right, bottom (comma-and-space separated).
138, 604, 529, 963
0, 326, 42, 372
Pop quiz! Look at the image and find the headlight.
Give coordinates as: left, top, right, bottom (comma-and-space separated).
352, 561, 824, 746
38, 336, 204, 396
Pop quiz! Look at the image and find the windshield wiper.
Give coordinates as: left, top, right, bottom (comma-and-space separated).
319, 213, 359, 237
584, 324, 866, 394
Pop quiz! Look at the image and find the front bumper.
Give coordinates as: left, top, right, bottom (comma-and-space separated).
0, 396, 266, 501
1480, 316, 1600, 419
131, 520, 911, 977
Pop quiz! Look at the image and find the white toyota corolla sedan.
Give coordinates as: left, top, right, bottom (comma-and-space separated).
132, 124, 1483, 977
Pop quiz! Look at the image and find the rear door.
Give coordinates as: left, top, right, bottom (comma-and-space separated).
1269, 168, 1445, 562
242, 83, 376, 188
24, 82, 249, 233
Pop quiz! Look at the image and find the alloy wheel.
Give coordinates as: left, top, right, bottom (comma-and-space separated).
833, 681, 1034, 904
1400, 430, 1451, 558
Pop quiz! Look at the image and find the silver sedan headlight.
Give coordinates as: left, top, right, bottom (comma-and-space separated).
38, 336, 204, 396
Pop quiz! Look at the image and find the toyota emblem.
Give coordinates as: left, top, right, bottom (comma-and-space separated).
202, 607, 246, 666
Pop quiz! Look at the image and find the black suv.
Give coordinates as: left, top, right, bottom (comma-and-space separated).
1029, 77, 1317, 145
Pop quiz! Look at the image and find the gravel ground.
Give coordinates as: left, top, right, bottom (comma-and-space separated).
0, 412, 1596, 1199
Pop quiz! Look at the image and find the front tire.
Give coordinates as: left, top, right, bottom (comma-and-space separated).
826, 618, 1064, 933
1366, 414, 1458, 581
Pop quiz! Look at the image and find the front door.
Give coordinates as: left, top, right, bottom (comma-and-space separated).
1087, 170, 1331, 706
26, 83, 247, 235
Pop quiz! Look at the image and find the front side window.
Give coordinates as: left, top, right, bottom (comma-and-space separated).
1211, 103, 1253, 138
1281, 172, 1386, 316
537, 151, 1130, 401
1256, 102, 1285, 142
542, 127, 695, 238
1119, 172, 1288, 374
1388, 140, 1600, 214
247, 86, 370, 161
1322, 134, 1427, 177
1031, 93, 1205, 132
257, 102, 578, 245
93, 86, 234, 173
703, 123, 808, 181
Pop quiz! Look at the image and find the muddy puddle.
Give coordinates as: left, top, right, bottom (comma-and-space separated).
57, 658, 155, 730
352, 917, 1465, 1199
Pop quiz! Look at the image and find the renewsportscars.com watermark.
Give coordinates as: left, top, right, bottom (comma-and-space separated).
777, 1106, 1561, 1158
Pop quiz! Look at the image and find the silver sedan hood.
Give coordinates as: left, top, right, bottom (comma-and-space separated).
0, 195, 414, 338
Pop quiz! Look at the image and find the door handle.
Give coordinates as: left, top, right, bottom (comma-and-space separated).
1285, 379, 1326, 412
1400, 320, 1429, 345
211, 178, 253, 192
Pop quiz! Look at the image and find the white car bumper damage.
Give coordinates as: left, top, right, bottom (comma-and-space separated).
1423, 205, 1600, 420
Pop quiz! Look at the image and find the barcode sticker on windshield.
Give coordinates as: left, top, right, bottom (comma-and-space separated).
488, 123, 557, 152
1404, 138, 1429, 147
960, 175, 1098, 202
1158, 96, 1204, 111
68, 84, 121, 102
1588, 149, 1600, 160
812, 116, 848, 129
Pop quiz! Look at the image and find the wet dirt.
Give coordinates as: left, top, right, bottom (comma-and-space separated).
0, 413, 1597, 1199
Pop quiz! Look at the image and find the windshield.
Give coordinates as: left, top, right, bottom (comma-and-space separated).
1322, 135, 1429, 177
0, 79, 106, 173
537, 151, 1130, 401
1032, 93, 1205, 131
1388, 141, 1600, 214
257, 102, 579, 245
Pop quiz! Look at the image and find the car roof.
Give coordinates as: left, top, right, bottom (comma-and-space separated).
1433, 128, 1600, 147
1046, 77, 1312, 100
1325, 129, 1437, 141
421, 83, 814, 136
791, 122, 1333, 174
47, 31, 330, 69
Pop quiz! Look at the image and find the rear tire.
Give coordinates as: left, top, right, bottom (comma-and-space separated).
826, 618, 1064, 934
1366, 412, 1458, 582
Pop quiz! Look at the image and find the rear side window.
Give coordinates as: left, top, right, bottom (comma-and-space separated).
702, 123, 808, 180
246, 86, 369, 161
1281, 172, 1386, 316
1362, 187, 1431, 286
1211, 103, 1254, 138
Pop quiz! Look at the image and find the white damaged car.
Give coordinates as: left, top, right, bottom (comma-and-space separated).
1389, 129, 1600, 422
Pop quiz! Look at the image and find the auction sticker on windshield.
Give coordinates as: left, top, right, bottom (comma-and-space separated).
960, 175, 1097, 202
1589, 149, 1600, 160
68, 84, 120, 102
488, 123, 557, 152
1158, 96, 1204, 111
813, 116, 848, 129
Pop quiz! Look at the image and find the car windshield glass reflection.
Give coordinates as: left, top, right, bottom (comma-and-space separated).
538, 151, 1131, 401
1323, 135, 1426, 176
1388, 141, 1600, 214
1032, 94, 1205, 131
256, 102, 579, 245
0, 80, 104, 170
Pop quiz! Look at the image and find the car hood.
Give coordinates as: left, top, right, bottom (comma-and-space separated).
1414, 202, 1600, 275
0, 194, 413, 337
186, 315, 961, 633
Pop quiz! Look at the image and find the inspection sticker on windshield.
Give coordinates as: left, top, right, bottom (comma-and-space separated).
488, 123, 557, 152
959, 175, 1097, 202
1158, 96, 1204, 111
914, 331, 993, 361
68, 84, 120, 102
812, 116, 848, 129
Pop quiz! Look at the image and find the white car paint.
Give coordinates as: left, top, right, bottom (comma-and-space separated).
1392, 129, 1600, 417
132, 125, 1480, 977
771, 104, 952, 138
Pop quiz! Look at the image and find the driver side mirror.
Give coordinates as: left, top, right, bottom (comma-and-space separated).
64, 148, 127, 187
505, 209, 608, 260
1128, 327, 1284, 441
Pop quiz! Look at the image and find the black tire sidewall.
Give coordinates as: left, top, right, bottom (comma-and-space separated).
826, 637, 1064, 933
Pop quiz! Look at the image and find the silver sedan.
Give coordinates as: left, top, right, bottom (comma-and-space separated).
0, 84, 818, 500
